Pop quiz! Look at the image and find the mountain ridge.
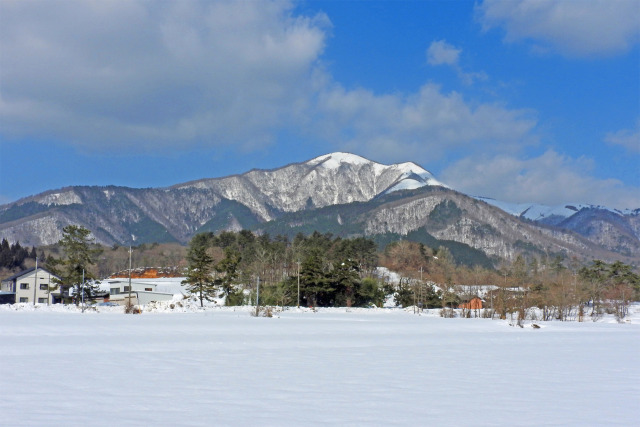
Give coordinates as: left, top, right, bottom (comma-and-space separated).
1, 152, 638, 266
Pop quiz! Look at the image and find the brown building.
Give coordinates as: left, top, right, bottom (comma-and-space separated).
458, 296, 483, 310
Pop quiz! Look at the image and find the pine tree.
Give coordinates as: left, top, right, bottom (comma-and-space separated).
182, 233, 217, 307
0, 238, 12, 269
332, 258, 360, 307
300, 248, 331, 307
215, 248, 242, 306
48, 225, 102, 305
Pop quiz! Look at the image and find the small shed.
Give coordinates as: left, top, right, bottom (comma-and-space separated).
458, 296, 483, 310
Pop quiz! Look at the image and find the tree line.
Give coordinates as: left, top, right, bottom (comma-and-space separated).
182, 230, 383, 308
5, 225, 638, 321
0, 238, 39, 272
373, 240, 640, 321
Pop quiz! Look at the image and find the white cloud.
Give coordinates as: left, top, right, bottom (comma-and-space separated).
441, 150, 640, 209
426, 40, 461, 66
2, 0, 632, 211
0, 1, 533, 162
605, 120, 640, 153
477, 0, 640, 57
0, 0, 329, 150
426, 40, 487, 85
315, 82, 537, 163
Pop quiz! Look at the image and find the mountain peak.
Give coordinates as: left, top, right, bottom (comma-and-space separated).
307, 152, 372, 169
305, 152, 448, 193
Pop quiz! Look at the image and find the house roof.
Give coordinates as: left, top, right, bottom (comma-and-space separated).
459, 295, 484, 303
1, 267, 58, 282
109, 266, 185, 279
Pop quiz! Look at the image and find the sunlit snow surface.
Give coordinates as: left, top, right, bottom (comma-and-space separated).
1, 303, 639, 426
309, 152, 448, 193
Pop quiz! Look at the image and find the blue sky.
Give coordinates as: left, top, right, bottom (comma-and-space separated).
1, 0, 639, 208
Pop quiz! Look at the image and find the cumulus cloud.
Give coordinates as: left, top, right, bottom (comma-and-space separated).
605, 120, 640, 153
314, 82, 537, 163
426, 40, 487, 85
5, 0, 629, 211
0, 0, 536, 163
427, 40, 461, 66
0, 0, 329, 150
477, 0, 640, 57
441, 150, 640, 209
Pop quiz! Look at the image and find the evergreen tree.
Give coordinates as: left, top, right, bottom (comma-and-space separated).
11, 241, 29, 269
215, 248, 243, 306
182, 233, 217, 307
48, 225, 102, 305
393, 278, 414, 307
0, 238, 12, 269
300, 248, 331, 307
332, 258, 360, 307
357, 277, 385, 307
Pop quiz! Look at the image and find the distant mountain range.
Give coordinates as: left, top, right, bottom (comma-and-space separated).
1, 152, 638, 266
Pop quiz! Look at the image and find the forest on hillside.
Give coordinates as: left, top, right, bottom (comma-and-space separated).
173, 230, 640, 322
2, 229, 639, 322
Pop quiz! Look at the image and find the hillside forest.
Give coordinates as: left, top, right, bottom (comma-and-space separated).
1, 230, 638, 321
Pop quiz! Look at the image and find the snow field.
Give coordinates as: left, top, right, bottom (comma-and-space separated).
1, 306, 639, 426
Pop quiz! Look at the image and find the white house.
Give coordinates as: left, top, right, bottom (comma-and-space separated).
100, 278, 182, 305
0, 267, 61, 304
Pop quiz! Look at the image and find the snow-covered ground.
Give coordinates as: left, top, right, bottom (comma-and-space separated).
1, 303, 639, 426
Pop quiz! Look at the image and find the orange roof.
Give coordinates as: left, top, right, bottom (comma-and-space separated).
109, 267, 184, 279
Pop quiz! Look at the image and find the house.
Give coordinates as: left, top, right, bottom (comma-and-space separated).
0, 267, 61, 304
99, 268, 186, 306
101, 278, 175, 305
458, 296, 483, 310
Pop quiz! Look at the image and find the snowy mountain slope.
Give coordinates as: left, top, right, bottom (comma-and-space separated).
476, 196, 637, 223
174, 152, 447, 217
476, 196, 640, 255
0, 152, 637, 264
0, 153, 447, 246
258, 186, 628, 263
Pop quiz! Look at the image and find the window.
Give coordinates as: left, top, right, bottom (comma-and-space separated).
20, 283, 29, 290
40, 284, 48, 290
123, 286, 130, 292
110, 288, 120, 295
19, 297, 28, 303
38, 298, 47, 304
145, 288, 152, 292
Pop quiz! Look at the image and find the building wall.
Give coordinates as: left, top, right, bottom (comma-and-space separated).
13, 269, 58, 304
104, 280, 158, 294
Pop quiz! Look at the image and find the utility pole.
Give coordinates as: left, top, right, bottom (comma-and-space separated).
33, 257, 38, 305
256, 276, 260, 316
419, 266, 423, 312
81, 269, 85, 313
128, 246, 132, 308
297, 259, 301, 308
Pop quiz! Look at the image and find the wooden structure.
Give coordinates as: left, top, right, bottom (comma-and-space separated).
458, 296, 483, 310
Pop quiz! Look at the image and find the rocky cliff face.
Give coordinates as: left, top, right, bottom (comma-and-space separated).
0, 152, 637, 265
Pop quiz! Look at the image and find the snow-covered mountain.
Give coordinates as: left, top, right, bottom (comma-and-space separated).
476, 197, 636, 223
0, 152, 637, 264
476, 196, 640, 256
172, 152, 446, 220
0, 153, 447, 246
